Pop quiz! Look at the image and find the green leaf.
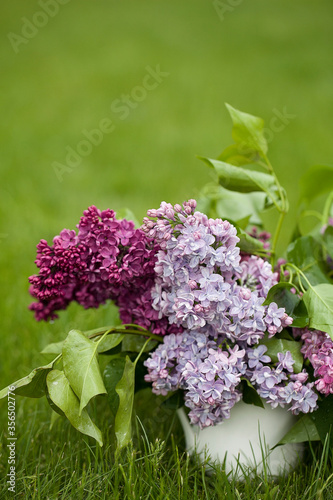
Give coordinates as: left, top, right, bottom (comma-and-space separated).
237, 228, 265, 255
303, 284, 333, 340
235, 215, 252, 230
46, 391, 65, 417
263, 282, 309, 328
309, 395, 333, 445
0, 356, 60, 399
218, 143, 258, 166
291, 300, 309, 328
42, 332, 125, 356
196, 184, 266, 226
115, 356, 136, 449
201, 158, 276, 195
225, 103, 268, 157
277, 414, 320, 445
241, 379, 264, 408
200, 157, 282, 211
287, 236, 330, 286
63, 329, 106, 414
97, 333, 124, 354
299, 164, 333, 203
121, 334, 157, 353
103, 357, 126, 417
41, 341, 64, 355
46, 370, 103, 446
263, 337, 303, 373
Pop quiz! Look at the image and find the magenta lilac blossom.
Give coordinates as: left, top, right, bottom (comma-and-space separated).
300, 328, 333, 395
29, 206, 180, 335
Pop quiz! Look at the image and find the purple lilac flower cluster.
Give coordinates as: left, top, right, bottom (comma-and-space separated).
29, 206, 181, 335
300, 328, 333, 395
143, 200, 318, 427
142, 200, 290, 343
144, 329, 318, 428
249, 346, 317, 415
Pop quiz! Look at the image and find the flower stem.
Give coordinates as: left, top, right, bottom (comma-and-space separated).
134, 338, 153, 365
260, 153, 288, 268
322, 191, 333, 225
88, 326, 163, 343
271, 211, 286, 268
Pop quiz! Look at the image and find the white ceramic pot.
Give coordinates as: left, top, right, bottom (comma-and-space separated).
177, 401, 303, 478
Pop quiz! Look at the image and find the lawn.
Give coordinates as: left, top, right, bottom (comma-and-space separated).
1, 0, 333, 497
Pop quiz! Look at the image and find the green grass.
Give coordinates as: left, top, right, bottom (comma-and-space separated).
1, 399, 333, 499
1, 0, 333, 497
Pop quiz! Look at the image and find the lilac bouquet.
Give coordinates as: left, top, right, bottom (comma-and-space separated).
1, 105, 333, 449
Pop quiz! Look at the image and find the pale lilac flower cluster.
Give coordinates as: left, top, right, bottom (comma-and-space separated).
29, 206, 180, 335
249, 345, 317, 415
300, 328, 333, 395
143, 200, 318, 427
142, 199, 197, 248
144, 329, 243, 427
239, 255, 279, 299
145, 200, 290, 345
144, 330, 318, 428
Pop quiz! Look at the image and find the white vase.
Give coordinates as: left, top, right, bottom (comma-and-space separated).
177, 401, 303, 478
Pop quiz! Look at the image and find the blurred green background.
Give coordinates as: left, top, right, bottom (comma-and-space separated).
1, 0, 333, 385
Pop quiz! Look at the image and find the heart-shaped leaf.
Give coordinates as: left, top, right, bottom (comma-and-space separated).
63, 329, 106, 414
97, 333, 124, 353
196, 184, 266, 226
218, 143, 259, 166
225, 103, 268, 157
103, 357, 126, 417
277, 414, 320, 445
201, 158, 276, 195
47, 370, 103, 446
115, 356, 136, 449
303, 284, 333, 340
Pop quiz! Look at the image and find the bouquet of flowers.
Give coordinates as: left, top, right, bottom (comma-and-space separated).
2, 105, 333, 450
